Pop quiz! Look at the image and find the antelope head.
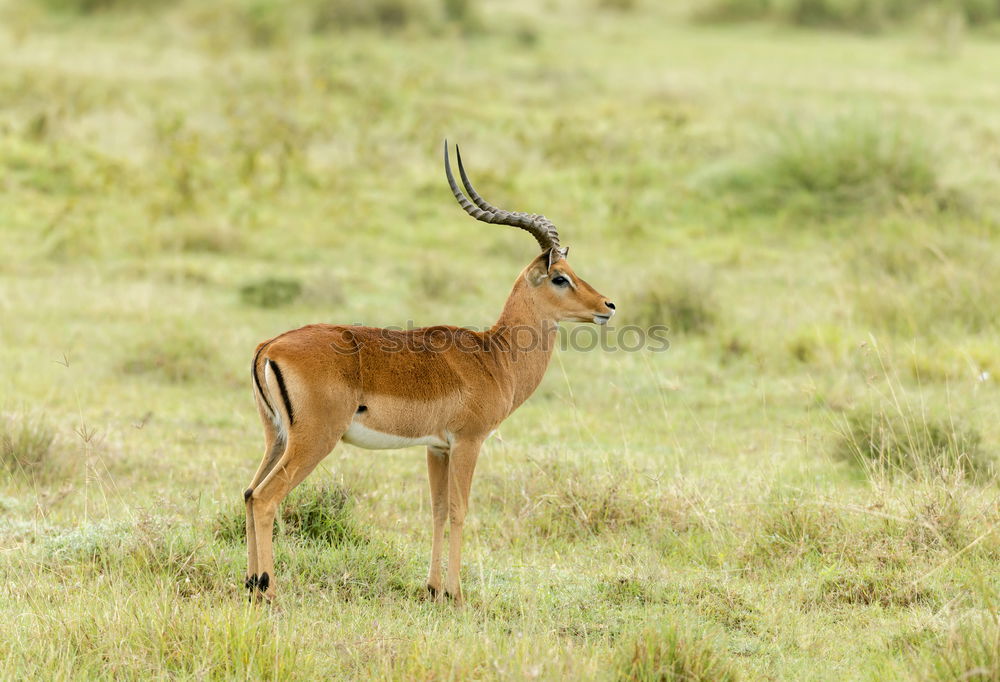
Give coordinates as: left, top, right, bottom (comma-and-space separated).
444, 142, 616, 325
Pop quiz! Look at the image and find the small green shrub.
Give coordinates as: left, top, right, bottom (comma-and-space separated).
311, 0, 422, 33
215, 482, 363, 546
443, 0, 472, 21
280, 482, 361, 544
692, 0, 769, 23
239, 277, 303, 308
511, 20, 540, 46
835, 404, 993, 481
236, 0, 291, 46
612, 623, 740, 681
0, 413, 56, 479
596, 0, 639, 11
703, 115, 948, 219
35, 0, 177, 14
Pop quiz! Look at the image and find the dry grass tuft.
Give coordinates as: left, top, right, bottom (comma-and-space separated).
613, 622, 740, 681
835, 403, 994, 482
912, 611, 1000, 681
491, 458, 695, 541
0, 413, 56, 479
812, 568, 937, 608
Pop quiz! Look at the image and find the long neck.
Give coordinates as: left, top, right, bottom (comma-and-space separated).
488, 274, 558, 411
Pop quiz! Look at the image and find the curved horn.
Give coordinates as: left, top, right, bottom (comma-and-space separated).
443, 140, 561, 252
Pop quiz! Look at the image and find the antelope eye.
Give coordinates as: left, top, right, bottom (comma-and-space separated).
551, 275, 569, 287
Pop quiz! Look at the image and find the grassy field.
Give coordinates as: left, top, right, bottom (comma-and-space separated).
1, 0, 999, 678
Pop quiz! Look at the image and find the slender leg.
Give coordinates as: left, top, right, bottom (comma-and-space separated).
425, 445, 450, 599
245, 421, 284, 593
250, 420, 346, 602
444, 436, 484, 605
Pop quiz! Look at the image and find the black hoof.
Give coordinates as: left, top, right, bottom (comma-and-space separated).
245, 574, 258, 591
427, 584, 438, 598
257, 572, 270, 593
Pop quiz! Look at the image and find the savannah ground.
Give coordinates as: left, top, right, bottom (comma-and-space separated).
1, 0, 999, 678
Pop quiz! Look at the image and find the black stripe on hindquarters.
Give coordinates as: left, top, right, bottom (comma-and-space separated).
252, 344, 274, 417
267, 360, 295, 425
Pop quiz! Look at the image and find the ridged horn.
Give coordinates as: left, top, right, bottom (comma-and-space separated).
444, 140, 561, 252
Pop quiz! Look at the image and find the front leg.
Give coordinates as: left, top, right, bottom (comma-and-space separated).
425, 445, 449, 599
444, 436, 485, 605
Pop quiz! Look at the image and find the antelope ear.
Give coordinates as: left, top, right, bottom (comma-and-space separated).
527, 260, 549, 286
547, 246, 568, 270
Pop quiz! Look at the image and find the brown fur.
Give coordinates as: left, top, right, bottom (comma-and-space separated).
244, 250, 614, 604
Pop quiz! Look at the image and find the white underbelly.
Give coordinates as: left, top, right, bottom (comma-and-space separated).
341, 422, 448, 451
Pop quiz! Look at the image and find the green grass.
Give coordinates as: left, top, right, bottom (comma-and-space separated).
239, 276, 304, 308
700, 114, 953, 219
1, 0, 1000, 678
215, 482, 364, 545
1, 413, 55, 476
613, 622, 740, 681
693, 0, 1000, 32
624, 269, 719, 334
913, 612, 1000, 680
837, 401, 992, 481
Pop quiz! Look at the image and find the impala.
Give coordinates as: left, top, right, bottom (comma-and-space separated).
243, 142, 616, 603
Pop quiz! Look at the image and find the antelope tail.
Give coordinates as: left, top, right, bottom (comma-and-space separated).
251, 345, 295, 433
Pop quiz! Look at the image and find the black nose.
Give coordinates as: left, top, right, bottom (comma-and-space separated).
606, 302, 616, 310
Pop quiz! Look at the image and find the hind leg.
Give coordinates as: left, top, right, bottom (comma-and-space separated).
250, 417, 349, 602
244, 418, 284, 595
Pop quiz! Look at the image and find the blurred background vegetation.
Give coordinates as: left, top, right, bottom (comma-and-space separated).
1, 0, 999, 679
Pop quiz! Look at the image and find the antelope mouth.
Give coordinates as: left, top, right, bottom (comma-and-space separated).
593, 313, 612, 325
